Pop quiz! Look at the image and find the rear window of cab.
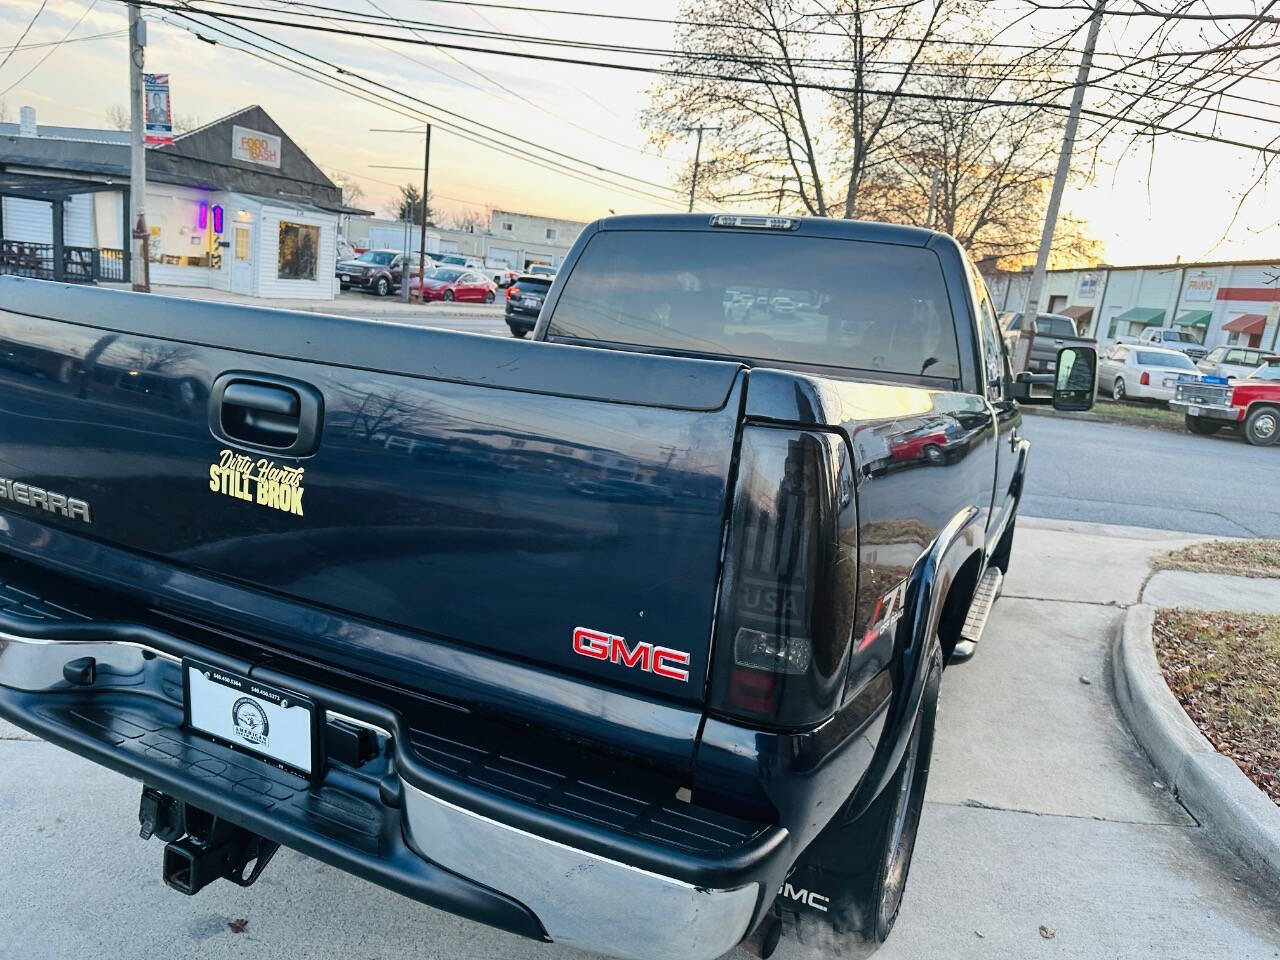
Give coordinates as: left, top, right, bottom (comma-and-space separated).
546, 230, 960, 381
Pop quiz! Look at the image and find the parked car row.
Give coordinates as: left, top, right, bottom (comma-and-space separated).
335, 249, 511, 301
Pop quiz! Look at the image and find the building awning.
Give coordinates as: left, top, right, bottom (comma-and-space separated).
0, 172, 122, 202
1222, 313, 1267, 336
1114, 307, 1165, 326
1173, 309, 1212, 328
1061, 305, 1093, 324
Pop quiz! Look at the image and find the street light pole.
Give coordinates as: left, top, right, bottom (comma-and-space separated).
127, 2, 149, 292
1019, 0, 1104, 325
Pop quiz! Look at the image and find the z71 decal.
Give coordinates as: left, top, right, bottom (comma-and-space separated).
572, 627, 691, 683
209, 449, 306, 516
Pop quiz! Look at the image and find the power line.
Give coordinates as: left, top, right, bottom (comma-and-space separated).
126, 0, 1280, 157
0, 0, 51, 73
0, 29, 126, 54
153, 10, 693, 207
1, 0, 101, 98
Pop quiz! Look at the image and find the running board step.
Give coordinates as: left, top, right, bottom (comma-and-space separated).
959, 566, 1004, 645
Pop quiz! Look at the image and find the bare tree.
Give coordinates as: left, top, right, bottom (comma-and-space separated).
106, 104, 201, 134
440, 208, 487, 232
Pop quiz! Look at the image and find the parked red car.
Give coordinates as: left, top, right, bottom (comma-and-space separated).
1170, 355, 1280, 446
409, 267, 498, 303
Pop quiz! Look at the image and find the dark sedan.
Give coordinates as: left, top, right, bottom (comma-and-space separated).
504, 274, 553, 338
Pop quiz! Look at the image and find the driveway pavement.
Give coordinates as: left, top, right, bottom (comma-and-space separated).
2, 519, 1277, 960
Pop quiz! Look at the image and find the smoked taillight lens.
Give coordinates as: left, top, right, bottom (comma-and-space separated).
708, 426, 857, 728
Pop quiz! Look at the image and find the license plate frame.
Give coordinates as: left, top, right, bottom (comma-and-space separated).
1188, 404, 1203, 416
183, 659, 321, 779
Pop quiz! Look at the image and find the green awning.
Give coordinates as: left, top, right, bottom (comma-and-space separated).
1114, 307, 1166, 326
1173, 309, 1212, 328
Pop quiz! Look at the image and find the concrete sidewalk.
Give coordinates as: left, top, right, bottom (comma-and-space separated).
2, 519, 1278, 960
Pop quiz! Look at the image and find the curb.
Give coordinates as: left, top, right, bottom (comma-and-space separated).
1019, 405, 1186, 435
1113, 604, 1280, 886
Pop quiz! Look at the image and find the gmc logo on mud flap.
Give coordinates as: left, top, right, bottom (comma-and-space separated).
572, 627, 690, 683
780, 882, 830, 913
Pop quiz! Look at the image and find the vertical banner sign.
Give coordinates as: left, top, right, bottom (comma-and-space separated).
143, 73, 173, 145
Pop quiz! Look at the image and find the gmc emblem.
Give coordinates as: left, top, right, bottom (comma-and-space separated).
572, 627, 691, 683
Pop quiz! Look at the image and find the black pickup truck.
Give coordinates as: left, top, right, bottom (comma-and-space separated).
0, 215, 1095, 960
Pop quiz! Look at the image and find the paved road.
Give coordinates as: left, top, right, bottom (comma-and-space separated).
3, 521, 1278, 960
1016, 413, 1279, 537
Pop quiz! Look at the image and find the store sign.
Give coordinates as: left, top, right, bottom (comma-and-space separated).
1077, 272, 1099, 300
1184, 271, 1218, 302
232, 125, 281, 168
143, 74, 173, 146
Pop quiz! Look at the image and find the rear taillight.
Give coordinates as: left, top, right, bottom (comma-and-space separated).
1140, 371, 1151, 386
507, 284, 520, 300
708, 427, 857, 728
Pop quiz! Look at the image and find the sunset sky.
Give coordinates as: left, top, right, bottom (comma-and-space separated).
3, 0, 1278, 265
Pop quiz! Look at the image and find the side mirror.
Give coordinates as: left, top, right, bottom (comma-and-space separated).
1051, 345, 1097, 411
1011, 345, 1097, 410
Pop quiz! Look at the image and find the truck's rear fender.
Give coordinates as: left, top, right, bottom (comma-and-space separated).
693, 368, 993, 847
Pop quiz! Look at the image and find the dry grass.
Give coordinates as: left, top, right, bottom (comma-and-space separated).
1154, 539, 1280, 579
1153, 609, 1280, 806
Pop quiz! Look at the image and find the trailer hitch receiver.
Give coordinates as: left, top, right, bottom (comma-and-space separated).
139, 788, 280, 895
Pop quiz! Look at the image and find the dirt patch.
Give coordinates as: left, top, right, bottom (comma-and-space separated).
1153, 609, 1280, 806
1154, 539, 1280, 579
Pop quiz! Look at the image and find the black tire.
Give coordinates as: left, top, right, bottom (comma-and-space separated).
1184, 414, 1222, 436
782, 646, 942, 949
922, 444, 944, 465
1112, 377, 1126, 401
508, 326, 528, 339
374, 276, 390, 297
443, 289, 455, 302
484, 290, 496, 304
1243, 405, 1280, 447
869, 649, 940, 940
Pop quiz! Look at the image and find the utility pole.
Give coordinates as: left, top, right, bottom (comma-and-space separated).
682, 125, 719, 213
1019, 0, 1104, 324
416, 124, 431, 302
127, 2, 149, 292
925, 169, 940, 231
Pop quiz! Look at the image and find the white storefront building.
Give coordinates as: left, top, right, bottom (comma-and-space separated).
1, 105, 365, 298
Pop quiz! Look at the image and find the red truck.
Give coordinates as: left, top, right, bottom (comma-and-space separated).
1170, 355, 1280, 446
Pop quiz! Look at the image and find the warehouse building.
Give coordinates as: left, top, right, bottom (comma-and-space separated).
984, 258, 1280, 351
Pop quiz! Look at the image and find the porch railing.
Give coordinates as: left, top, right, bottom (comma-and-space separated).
0, 241, 125, 283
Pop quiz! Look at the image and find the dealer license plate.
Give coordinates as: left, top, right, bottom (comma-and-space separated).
184, 660, 318, 776
1188, 405, 1203, 416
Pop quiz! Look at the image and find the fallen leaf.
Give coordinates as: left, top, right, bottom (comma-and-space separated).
1079, 676, 1092, 685
227, 918, 249, 934
1039, 925, 1056, 940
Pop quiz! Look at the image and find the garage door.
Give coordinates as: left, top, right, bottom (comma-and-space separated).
487, 246, 517, 267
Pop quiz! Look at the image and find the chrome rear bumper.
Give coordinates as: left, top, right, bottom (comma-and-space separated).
0, 628, 771, 960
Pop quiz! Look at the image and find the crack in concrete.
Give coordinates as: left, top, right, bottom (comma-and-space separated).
929, 797, 1196, 829
1000, 593, 1129, 607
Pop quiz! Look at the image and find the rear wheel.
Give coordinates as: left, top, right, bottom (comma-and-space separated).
1185, 415, 1222, 436
1112, 377, 1126, 401
922, 444, 944, 465
1243, 405, 1280, 447
782, 646, 942, 951
484, 290, 496, 304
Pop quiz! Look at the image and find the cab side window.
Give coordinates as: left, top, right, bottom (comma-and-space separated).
975, 285, 1006, 400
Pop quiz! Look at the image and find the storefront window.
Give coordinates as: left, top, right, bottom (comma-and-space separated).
278, 221, 319, 280
147, 193, 213, 267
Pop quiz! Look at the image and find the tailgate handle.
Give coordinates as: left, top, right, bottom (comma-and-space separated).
210, 373, 323, 457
